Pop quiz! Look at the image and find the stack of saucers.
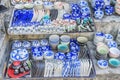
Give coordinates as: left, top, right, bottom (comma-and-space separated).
95, 42, 109, 60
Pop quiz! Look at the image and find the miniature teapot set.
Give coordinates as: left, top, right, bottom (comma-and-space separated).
94, 32, 120, 69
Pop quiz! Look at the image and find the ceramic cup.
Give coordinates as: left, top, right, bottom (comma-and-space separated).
58, 44, 69, 53
60, 35, 70, 45
109, 58, 120, 68
49, 35, 59, 49
109, 48, 120, 58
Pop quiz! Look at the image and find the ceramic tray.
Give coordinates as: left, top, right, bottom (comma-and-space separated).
7, 1, 96, 35
3, 38, 96, 79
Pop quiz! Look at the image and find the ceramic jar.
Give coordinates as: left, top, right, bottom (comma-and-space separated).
94, 9, 104, 19
105, 5, 115, 15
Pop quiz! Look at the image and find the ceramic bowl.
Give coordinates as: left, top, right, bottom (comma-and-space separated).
109, 48, 120, 58
10, 48, 29, 61
15, 4, 24, 9
107, 41, 118, 48
58, 44, 69, 53
97, 60, 108, 69
22, 41, 31, 49
109, 58, 120, 68
97, 45, 109, 55
63, 13, 71, 20
60, 35, 70, 45
24, 3, 34, 9
104, 34, 113, 43
77, 37, 88, 44
81, 7, 91, 14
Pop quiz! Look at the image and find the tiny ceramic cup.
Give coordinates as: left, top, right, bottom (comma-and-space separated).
109, 48, 120, 58
49, 35, 59, 49
104, 34, 113, 43
60, 35, 70, 45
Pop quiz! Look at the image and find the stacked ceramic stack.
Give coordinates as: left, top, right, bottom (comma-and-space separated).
94, 32, 120, 69
115, 0, 120, 15
91, 0, 115, 19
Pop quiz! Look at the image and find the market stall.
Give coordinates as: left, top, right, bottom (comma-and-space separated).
1, 0, 120, 80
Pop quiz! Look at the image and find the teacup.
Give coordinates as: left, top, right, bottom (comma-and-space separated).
104, 34, 113, 43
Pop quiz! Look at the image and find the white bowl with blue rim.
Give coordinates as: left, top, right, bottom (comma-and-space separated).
10, 48, 29, 61
12, 40, 22, 49
104, 34, 113, 43
107, 41, 118, 48
32, 40, 40, 47
40, 39, 48, 46
94, 32, 105, 45
97, 60, 108, 69
22, 41, 31, 49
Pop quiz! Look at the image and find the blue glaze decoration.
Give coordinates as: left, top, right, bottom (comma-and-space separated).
95, 32, 105, 37
105, 5, 114, 15
105, 34, 113, 39
107, 41, 118, 48
79, 0, 88, 7
10, 48, 29, 61
55, 52, 66, 60
97, 60, 108, 68
63, 13, 71, 20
